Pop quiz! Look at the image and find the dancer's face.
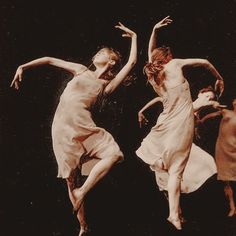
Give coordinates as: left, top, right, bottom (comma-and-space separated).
198, 91, 215, 100
93, 49, 115, 67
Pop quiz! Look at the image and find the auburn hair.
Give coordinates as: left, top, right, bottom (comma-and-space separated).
143, 46, 172, 86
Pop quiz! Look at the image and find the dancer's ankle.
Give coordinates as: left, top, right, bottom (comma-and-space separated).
228, 208, 236, 217
167, 217, 182, 230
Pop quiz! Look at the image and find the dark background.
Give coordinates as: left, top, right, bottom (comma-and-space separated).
0, 1, 236, 236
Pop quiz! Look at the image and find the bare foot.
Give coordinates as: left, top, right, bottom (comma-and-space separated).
72, 188, 85, 211
228, 208, 236, 217
79, 226, 90, 236
167, 217, 182, 230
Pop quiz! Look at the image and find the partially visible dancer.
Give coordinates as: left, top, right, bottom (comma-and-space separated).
202, 98, 236, 217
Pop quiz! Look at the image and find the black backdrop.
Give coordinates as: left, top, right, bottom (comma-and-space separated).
1, 1, 236, 236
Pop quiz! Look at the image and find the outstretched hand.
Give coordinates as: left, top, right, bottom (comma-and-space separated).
138, 112, 149, 128
212, 101, 227, 109
153, 16, 173, 30
115, 22, 136, 38
10, 66, 24, 90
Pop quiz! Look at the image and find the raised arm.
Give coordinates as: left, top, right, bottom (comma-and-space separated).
176, 58, 224, 97
199, 111, 222, 123
10, 57, 84, 89
148, 16, 172, 62
104, 23, 137, 95
138, 97, 163, 127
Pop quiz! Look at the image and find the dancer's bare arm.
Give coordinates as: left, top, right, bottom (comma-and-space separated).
205, 101, 226, 109
138, 97, 163, 127
176, 58, 224, 97
104, 23, 137, 95
193, 100, 227, 112
10, 57, 84, 89
148, 16, 172, 62
200, 111, 223, 123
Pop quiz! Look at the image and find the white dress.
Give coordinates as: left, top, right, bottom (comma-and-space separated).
137, 79, 217, 193
52, 70, 123, 178
136, 79, 194, 177
154, 143, 217, 193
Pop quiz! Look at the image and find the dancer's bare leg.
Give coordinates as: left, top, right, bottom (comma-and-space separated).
72, 155, 122, 210
167, 173, 182, 230
66, 170, 90, 235
77, 202, 89, 236
67, 179, 76, 207
66, 168, 81, 207
224, 181, 236, 217
163, 189, 185, 224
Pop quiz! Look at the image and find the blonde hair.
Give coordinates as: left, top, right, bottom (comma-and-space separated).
98, 47, 122, 81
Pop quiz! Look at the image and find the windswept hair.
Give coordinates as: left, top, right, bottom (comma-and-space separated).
97, 47, 137, 86
143, 46, 172, 86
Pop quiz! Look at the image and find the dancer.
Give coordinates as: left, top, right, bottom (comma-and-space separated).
136, 16, 224, 230
11, 23, 137, 235
201, 98, 236, 217
138, 86, 225, 194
